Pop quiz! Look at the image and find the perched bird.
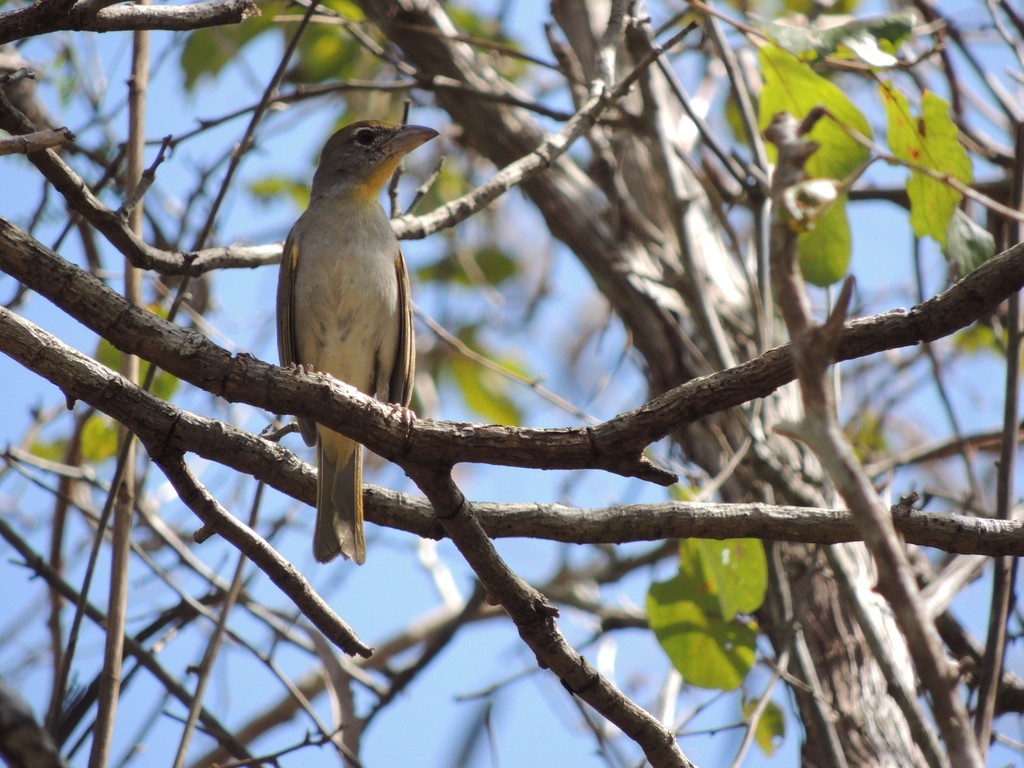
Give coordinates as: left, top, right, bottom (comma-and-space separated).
277, 120, 438, 563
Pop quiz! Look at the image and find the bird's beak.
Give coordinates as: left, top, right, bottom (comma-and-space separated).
386, 124, 439, 155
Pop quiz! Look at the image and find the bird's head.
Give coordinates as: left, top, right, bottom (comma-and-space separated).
310, 120, 439, 201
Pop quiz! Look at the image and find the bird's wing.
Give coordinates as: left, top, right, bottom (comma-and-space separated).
388, 246, 416, 407
276, 230, 300, 368
277, 228, 318, 446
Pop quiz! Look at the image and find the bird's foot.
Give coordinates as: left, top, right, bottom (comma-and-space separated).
386, 402, 417, 431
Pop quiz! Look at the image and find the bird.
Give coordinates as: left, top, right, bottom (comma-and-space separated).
276, 120, 438, 563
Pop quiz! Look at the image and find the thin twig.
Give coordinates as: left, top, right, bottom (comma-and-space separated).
171, 482, 264, 768
393, 23, 696, 241
87, 13, 150, 767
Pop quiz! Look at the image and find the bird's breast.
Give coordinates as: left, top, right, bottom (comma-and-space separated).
290, 200, 402, 396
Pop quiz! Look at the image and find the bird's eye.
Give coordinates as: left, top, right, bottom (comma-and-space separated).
354, 128, 375, 146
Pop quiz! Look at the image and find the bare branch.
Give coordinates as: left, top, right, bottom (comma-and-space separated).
0, 0, 260, 46
406, 466, 695, 768
3, 218, 1024, 484
0, 79, 278, 275
153, 454, 372, 658
0, 126, 74, 155
766, 111, 984, 768
2, 301, 1022, 559
393, 23, 694, 241
0, 514, 254, 762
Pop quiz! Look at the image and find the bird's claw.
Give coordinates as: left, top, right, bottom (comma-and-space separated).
386, 402, 416, 430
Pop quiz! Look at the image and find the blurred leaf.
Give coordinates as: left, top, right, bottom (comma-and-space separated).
448, 7, 527, 81
289, 22, 361, 84
781, 0, 859, 14
249, 175, 309, 209
767, 12, 914, 66
953, 323, 1000, 356
475, 247, 519, 285
96, 307, 180, 402
722, 0, 858, 13
743, 698, 786, 756
54, 47, 76, 109
418, 247, 518, 287
759, 44, 872, 180
668, 483, 699, 502
322, 0, 364, 20
724, 94, 749, 144
839, 14, 914, 65
450, 355, 522, 426
944, 208, 995, 275
81, 413, 118, 463
180, 2, 281, 90
881, 83, 972, 247
846, 411, 888, 460
418, 162, 472, 216
30, 437, 67, 463
647, 571, 757, 691
798, 192, 851, 286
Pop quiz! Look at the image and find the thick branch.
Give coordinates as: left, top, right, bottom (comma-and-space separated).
0, 0, 259, 46
2, 218, 1023, 483
0, 312, 369, 657
3, 302, 1022, 559
407, 466, 693, 768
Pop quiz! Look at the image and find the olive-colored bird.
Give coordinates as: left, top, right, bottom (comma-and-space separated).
277, 120, 438, 563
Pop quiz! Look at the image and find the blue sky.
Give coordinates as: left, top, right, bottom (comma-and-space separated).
1, 1, 1023, 766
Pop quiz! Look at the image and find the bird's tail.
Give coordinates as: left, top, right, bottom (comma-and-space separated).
314, 428, 365, 564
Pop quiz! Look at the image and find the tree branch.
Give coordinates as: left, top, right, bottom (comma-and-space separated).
406, 465, 694, 768
766, 111, 984, 768
0, 0, 259, 46
2, 300, 1022, 559
0, 514, 253, 762
3, 217, 1023, 484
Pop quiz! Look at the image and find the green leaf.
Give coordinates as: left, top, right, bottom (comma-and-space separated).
30, 438, 68, 463
953, 323, 1000, 356
447, 7, 527, 81
759, 44, 872, 180
681, 539, 767, 620
96, 311, 180, 402
180, 2, 280, 91
880, 83, 972, 246
780, 0, 860, 14
475, 247, 519, 285
321, 0, 364, 20
418, 162, 472, 214
450, 355, 522, 426
798, 192, 851, 286
289, 23, 361, 84
647, 572, 757, 691
249, 175, 309, 210
743, 698, 786, 756
81, 413, 118, 463
668, 483, 699, 502
846, 411, 888, 459
417, 247, 519, 287
944, 208, 995, 274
